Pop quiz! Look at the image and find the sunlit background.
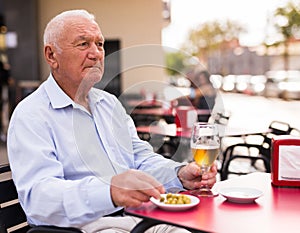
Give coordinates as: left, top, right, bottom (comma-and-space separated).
0, 0, 300, 182
163, 0, 295, 48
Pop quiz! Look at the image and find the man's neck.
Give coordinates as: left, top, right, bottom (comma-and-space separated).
74, 91, 91, 113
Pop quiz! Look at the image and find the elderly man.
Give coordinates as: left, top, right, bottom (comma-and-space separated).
7, 9, 217, 232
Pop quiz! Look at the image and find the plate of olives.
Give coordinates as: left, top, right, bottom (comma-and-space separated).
150, 193, 200, 211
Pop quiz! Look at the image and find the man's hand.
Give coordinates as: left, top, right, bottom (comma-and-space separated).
177, 162, 217, 190
110, 169, 165, 207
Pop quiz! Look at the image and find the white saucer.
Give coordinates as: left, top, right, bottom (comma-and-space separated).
150, 194, 200, 211
219, 187, 263, 204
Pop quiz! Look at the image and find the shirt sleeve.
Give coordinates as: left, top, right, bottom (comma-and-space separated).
118, 100, 185, 191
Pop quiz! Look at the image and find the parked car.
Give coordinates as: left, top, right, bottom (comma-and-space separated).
235, 75, 252, 93
222, 75, 237, 92
210, 74, 223, 89
248, 75, 267, 95
264, 70, 285, 98
278, 73, 300, 100
264, 70, 300, 100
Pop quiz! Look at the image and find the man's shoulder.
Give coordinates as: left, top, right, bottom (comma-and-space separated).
13, 83, 48, 114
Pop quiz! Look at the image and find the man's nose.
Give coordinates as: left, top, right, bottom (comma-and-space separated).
88, 43, 105, 60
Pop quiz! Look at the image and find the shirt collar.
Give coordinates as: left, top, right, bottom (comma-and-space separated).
44, 74, 104, 109
88, 87, 105, 104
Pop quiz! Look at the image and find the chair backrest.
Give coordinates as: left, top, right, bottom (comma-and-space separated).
0, 165, 84, 233
260, 121, 293, 159
268, 121, 292, 135
0, 164, 30, 233
290, 127, 300, 137
209, 111, 231, 126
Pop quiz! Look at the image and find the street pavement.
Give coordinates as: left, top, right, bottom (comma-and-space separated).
217, 92, 300, 132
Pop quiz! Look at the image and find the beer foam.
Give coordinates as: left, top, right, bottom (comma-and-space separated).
191, 145, 219, 150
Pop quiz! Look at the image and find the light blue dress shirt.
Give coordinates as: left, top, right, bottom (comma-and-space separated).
7, 74, 184, 227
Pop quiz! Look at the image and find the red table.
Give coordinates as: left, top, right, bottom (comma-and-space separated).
131, 108, 210, 118
130, 107, 211, 126
137, 123, 192, 138
125, 173, 300, 233
126, 100, 162, 109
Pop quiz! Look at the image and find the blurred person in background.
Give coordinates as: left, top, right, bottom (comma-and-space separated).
176, 69, 217, 122
188, 69, 216, 112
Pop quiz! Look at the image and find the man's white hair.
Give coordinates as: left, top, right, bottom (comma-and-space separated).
43, 9, 95, 51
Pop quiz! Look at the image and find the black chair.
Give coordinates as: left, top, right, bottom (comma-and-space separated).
220, 121, 296, 180
137, 130, 179, 159
0, 164, 84, 233
155, 138, 178, 159
210, 111, 231, 126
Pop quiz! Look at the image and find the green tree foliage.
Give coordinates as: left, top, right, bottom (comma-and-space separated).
183, 19, 245, 65
272, 1, 300, 70
165, 51, 187, 76
274, 1, 300, 41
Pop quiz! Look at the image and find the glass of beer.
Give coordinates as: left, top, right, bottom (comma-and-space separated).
190, 122, 220, 197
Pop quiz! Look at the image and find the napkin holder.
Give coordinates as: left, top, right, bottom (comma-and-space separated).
175, 106, 197, 130
271, 136, 300, 187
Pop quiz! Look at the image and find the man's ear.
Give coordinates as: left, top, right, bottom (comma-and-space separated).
44, 45, 58, 69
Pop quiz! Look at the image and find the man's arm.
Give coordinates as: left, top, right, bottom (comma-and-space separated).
7, 102, 118, 227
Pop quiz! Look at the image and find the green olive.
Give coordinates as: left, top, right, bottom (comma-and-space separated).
162, 193, 192, 205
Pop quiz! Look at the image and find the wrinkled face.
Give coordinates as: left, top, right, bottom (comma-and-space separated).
51, 16, 105, 89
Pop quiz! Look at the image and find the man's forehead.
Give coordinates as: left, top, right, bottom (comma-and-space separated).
65, 19, 102, 36
65, 16, 100, 30
73, 33, 104, 42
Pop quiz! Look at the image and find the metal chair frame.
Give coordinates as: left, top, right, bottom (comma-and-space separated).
220, 121, 296, 180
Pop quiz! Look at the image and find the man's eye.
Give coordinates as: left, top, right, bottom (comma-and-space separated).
77, 42, 89, 49
96, 42, 104, 48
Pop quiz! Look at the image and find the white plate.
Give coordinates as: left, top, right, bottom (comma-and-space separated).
219, 187, 263, 204
150, 194, 200, 211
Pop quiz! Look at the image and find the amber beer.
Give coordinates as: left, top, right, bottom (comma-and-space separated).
192, 145, 219, 167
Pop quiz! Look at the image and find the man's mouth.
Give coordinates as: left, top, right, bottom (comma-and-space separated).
87, 65, 100, 69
